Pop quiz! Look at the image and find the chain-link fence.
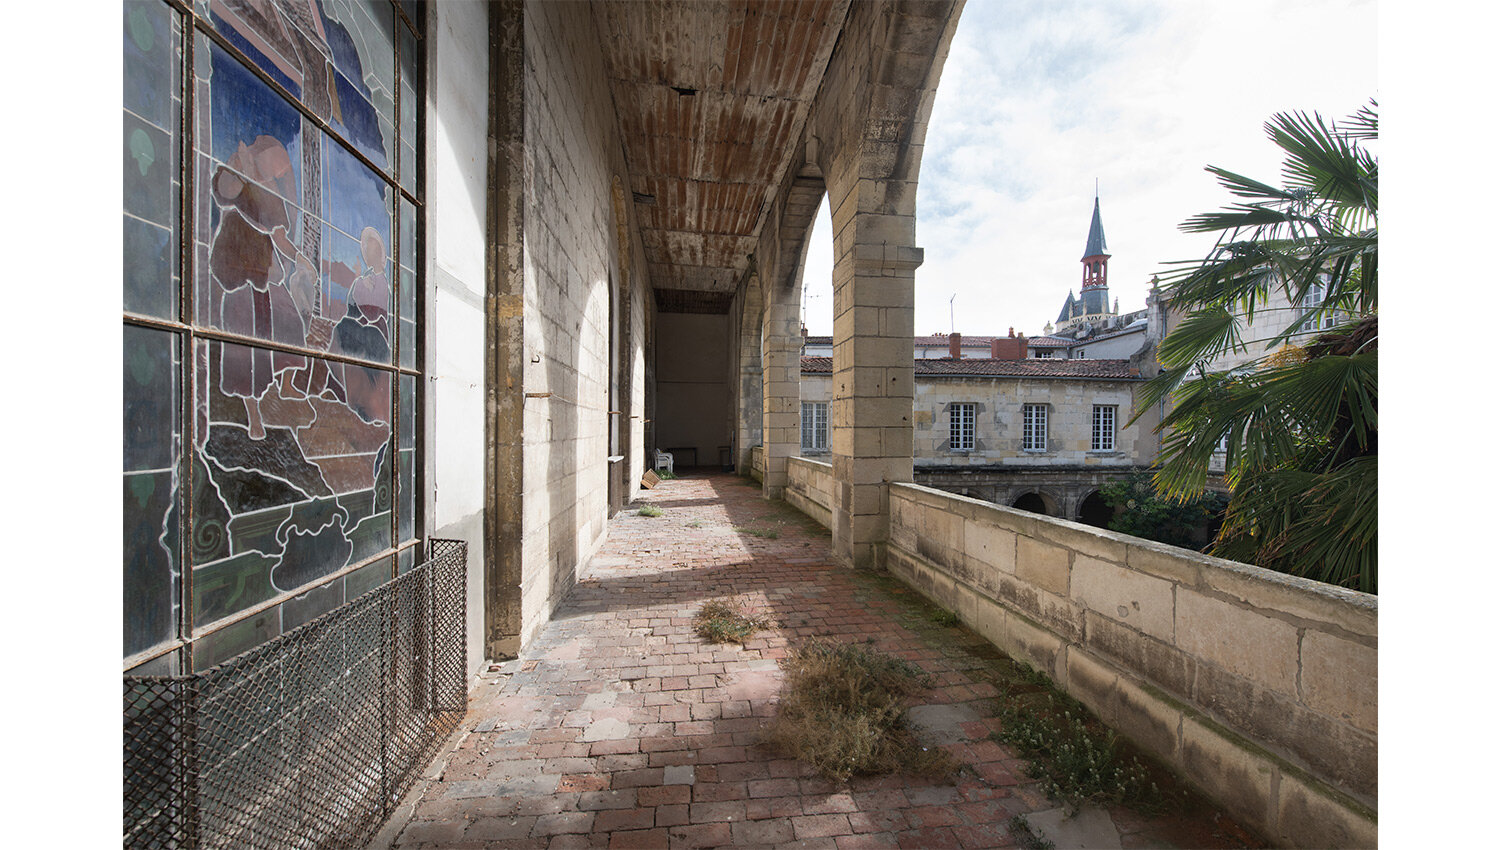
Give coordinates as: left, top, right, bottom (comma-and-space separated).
124, 539, 468, 849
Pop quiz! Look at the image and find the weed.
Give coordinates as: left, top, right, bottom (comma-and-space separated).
734, 525, 780, 539
694, 599, 771, 645
655, 468, 677, 480
928, 608, 961, 627
766, 640, 957, 782
988, 663, 1171, 813
685, 520, 704, 528
637, 505, 664, 518
1007, 815, 1055, 850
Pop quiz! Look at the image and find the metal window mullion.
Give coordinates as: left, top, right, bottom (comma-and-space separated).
178, 3, 199, 675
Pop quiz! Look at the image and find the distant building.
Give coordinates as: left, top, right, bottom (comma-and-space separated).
800, 333, 1164, 524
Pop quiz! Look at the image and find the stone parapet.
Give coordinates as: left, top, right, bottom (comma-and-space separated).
871, 483, 1377, 849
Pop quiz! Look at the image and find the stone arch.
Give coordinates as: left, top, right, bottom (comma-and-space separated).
1077, 489, 1115, 529
1012, 490, 1058, 517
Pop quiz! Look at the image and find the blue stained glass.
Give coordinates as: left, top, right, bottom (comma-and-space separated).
195, 609, 279, 669
207, 43, 303, 201
281, 579, 344, 631
397, 546, 415, 576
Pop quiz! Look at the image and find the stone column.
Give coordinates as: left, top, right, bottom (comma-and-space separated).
827, 187, 919, 569
734, 271, 764, 474
760, 274, 802, 498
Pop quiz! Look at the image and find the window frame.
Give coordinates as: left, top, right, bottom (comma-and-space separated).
801, 400, 828, 452
1022, 403, 1048, 452
1091, 404, 1117, 452
950, 402, 977, 452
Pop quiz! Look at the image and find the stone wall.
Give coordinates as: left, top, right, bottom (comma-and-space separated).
751, 445, 766, 483
881, 483, 1377, 849
786, 457, 835, 530
511, 0, 650, 651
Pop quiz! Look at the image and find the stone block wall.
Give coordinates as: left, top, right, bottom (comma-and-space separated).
880, 483, 1377, 849
751, 445, 766, 483
513, 0, 649, 651
786, 457, 835, 530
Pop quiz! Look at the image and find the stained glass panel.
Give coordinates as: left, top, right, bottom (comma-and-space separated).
125, 325, 181, 658
399, 23, 417, 193
126, 0, 421, 670
192, 339, 392, 623
346, 556, 393, 599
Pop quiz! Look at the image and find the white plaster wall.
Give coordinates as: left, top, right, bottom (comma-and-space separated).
429, 0, 489, 675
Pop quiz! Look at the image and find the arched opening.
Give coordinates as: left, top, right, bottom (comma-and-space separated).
1012, 491, 1052, 516
1078, 489, 1114, 529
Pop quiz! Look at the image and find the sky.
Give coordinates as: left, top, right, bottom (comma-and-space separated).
799, 0, 1377, 338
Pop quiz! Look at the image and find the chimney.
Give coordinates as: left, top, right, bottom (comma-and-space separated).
948, 332, 961, 359
991, 332, 1029, 360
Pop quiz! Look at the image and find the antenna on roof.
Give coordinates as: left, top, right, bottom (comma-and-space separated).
950, 294, 956, 334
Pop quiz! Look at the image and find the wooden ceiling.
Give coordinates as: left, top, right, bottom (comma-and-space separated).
593, 0, 848, 304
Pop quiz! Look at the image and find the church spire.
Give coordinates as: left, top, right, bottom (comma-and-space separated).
1079, 190, 1110, 314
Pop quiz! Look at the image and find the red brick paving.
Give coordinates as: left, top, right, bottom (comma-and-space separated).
378, 473, 1257, 849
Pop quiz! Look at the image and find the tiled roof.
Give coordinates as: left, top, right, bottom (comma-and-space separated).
800, 356, 1138, 380
1027, 336, 1071, 347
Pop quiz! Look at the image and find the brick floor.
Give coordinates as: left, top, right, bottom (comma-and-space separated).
375, 473, 1259, 849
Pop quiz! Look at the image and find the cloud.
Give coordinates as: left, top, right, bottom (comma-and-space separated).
801, 0, 1376, 338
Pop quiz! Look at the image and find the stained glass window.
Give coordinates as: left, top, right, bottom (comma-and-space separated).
123, 0, 424, 674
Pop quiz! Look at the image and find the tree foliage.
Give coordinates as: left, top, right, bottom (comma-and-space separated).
1138, 102, 1377, 593
1100, 472, 1228, 551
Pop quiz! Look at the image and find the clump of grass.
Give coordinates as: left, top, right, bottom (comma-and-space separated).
655, 468, 677, 480
637, 505, 664, 518
734, 525, 780, 539
694, 599, 771, 645
928, 608, 961, 627
989, 662, 1171, 813
1007, 815, 1055, 850
766, 640, 956, 782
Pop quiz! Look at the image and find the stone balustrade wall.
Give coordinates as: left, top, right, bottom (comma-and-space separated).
869, 483, 1377, 849
786, 457, 835, 529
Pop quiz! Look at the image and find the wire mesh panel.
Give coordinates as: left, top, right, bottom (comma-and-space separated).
124, 540, 467, 849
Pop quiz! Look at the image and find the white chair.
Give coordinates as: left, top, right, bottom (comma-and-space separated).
654, 450, 674, 476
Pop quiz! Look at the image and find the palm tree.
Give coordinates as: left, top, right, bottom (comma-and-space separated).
1137, 101, 1377, 593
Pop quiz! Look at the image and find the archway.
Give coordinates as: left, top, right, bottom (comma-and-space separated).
1012, 491, 1054, 516
1078, 490, 1114, 529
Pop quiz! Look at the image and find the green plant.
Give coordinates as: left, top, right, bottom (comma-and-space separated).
734, 525, 779, 539
693, 599, 770, 645
1100, 472, 1228, 550
988, 662, 1171, 814
1139, 101, 1377, 593
1007, 815, 1055, 850
637, 505, 663, 518
928, 608, 961, 628
767, 640, 955, 782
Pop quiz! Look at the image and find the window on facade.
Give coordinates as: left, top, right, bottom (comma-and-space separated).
950, 403, 976, 451
1091, 405, 1116, 451
1034, 350, 1053, 359
1022, 404, 1048, 452
123, 0, 425, 674
801, 401, 828, 451
1300, 278, 1337, 330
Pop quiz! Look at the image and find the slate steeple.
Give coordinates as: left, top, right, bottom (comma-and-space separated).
1079, 190, 1110, 315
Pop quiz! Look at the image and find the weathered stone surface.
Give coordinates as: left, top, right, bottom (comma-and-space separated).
1070, 555, 1175, 642
1301, 630, 1378, 734
1179, 718, 1273, 832
1175, 589, 1299, 695
1274, 769, 1378, 850
1016, 535, 1071, 597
